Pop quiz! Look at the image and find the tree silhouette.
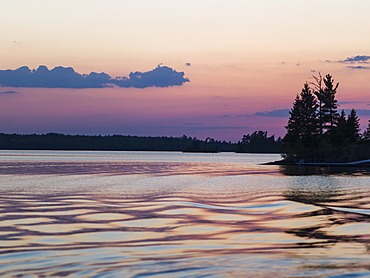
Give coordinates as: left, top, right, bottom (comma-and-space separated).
345, 109, 361, 143
310, 72, 325, 135
236, 131, 281, 153
283, 74, 366, 162
363, 120, 370, 140
282, 83, 318, 157
310, 73, 339, 135
0, 133, 235, 152
331, 109, 360, 146
331, 110, 347, 146
321, 74, 339, 134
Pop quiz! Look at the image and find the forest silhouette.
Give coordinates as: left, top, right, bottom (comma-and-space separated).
0, 132, 282, 153
282, 73, 370, 163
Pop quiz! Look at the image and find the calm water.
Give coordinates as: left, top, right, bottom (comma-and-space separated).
1, 151, 370, 277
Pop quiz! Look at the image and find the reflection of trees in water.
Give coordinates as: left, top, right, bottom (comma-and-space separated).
283, 175, 370, 251
0, 161, 276, 177
284, 176, 344, 205
279, 165, 370, 176
2, 187, 370, 276
285, 207, 370, 256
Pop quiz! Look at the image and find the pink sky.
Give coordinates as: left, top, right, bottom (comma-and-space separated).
1, 1, 369, 142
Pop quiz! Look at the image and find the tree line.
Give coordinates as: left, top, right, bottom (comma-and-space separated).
236, 131, 282, 153
0, 133, 237, 152
0, 132, 283, 153
282, 73, 370, 162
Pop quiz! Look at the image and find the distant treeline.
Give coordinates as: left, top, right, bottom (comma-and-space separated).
235, 131, 282, 153
0, 133, 236, 152
0, 132, 282, 153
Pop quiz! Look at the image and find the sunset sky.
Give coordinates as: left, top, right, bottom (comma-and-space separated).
1, 0, 370, 142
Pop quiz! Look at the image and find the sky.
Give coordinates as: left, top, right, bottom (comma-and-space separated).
1, 0, 370, 142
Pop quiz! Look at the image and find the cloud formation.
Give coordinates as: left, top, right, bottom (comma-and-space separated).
0, 65, 190, 88
326, 55, 370, 70
350, 109, 370, 116
247, 108, 370, 118
250, 109, 290, 118
188, 126, 249, 131
339, 55, 370, 63
184, 123, 203, 126
338, 101, 367, 105
0, 90, 18, 94
346, 66, 370, 70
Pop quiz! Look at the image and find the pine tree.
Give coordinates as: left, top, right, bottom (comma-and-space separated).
284, 94, 302, 145
336, 110, 347, 130
363, 120, 370, 140
283, 83, 318, 156
345, 109, 361, 143
321, 74, 339, 134
331, 110, 347, 146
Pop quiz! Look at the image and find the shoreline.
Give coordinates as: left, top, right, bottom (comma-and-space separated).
264, 159, 370, 167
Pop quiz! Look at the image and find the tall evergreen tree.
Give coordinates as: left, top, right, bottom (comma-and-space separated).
345, 109, 361, 143
321, 74, 339, 134
363, 120, 370, 140
283, 94, 302, 145
283, 83, 318, 155
331, 110, 348, 146
336, 110, 347, 130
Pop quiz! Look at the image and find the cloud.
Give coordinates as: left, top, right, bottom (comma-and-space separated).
185, 63, 191, 66
347, 66, 370, 70
350, 109, 370, 116
0, 65, 190, 89
249, 108, 370, 118
0, 90, 18, 94
220, 114, 229, 118
188, 126, 249, 131
338, 101, 367, 105
340, 55, 370, 63
249, 109, 290, 118
148, 124, 249, 131
184, 123, 203, 126
328, 55, 370, 64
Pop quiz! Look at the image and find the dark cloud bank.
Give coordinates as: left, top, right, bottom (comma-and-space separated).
253, 109, 290, 118
339, 55, 370, 63
248, 108, 370, 118
0, 65, 190, 88
0, 90, 17, 94
239, 109, 290, 118
347, 66, 370, 70
327, 55, 370, 70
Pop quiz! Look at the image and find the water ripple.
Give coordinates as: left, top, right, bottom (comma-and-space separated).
0, 152, 370, 277
1, 187, 370, 277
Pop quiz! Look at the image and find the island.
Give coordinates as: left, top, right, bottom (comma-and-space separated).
272, 73, 370, 166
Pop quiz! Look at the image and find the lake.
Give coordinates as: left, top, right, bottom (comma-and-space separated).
0, 150, 370, 277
